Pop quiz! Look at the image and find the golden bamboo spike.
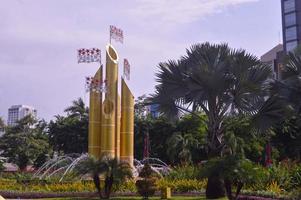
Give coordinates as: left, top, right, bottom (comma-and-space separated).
88, 66, 102, 158
120, 78, 134, 166
100, 44, 119, 158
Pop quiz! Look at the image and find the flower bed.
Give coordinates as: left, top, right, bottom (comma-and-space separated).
0, 191, 289, 200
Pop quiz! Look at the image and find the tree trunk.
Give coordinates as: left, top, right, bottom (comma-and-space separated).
93, 174, 103, 199
224, 178, 233, 200
206, 174, 225, 199
103, 175, 114, 199
206, 106, 225, 199
234, 182, 244, 200
206, 134, 225, 198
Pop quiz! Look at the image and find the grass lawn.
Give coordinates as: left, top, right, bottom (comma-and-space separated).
41, 197, 227, 200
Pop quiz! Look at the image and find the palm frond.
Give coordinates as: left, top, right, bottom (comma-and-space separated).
251, 96, 287, 134
282, 52, 301, 79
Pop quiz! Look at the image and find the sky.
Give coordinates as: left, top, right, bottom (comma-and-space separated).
0, 0, 282, 122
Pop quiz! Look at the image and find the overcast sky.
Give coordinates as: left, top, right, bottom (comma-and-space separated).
0, 0, 282, 122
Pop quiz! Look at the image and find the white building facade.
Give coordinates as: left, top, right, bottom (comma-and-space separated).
7, 105, 37, 126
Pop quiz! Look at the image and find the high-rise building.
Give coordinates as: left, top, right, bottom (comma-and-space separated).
148, 104, 160, 118
7, 105, 37, 126
261, 44, 285, 80
281, 0, 301, 52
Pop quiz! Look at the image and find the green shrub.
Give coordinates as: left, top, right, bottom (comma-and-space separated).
290, 187, 301, 199
136, 164, 159, 199
0, 162, 300, 199
0, 177, 207, 193
200, 155, 266, 200
246, 166, 269, 191
157, 179, 206, 192
165, 165, 199, 180
266, 181, 283, 195
0, 160, 4, 173
290, 164, 301, 189
246, 162, 299, 192
267, 163, 291, 190
114, 180, 136, 192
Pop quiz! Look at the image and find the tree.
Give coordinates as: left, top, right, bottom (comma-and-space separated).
149, 43, 284, 198
269, 50, 301, 160
77, 156, 132, 199
134, 95, 207, 164
272, 115, 301, 160
175, 114, 207, 163
0, 117, 4, 130
134, 94, 149, 118
134, 113, 208, 164
76, 156, 104, 199
200, 155, 262, 200
64, 98, 89, 119
268, 51, 301, 118
0, 116, 50, 170
223, 116, 266, 162
48, 98, 89, 154
134, 116, 176, 162
167, 132, 199, 165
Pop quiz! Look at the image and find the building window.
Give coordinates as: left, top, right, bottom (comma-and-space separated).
285, 12, 296, 27
284, 0, 296, 13
286, 40, 298, 52
285, 26, 297, 41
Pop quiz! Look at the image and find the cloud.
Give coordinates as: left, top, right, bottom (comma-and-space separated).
0, 0, 278, 122
128, 0, 259, 24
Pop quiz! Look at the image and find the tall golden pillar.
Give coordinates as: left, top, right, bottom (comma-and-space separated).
120, 78, 134, 165
115, 95, 121, 160
100, 44, 119, 158
88, 67, 102, 158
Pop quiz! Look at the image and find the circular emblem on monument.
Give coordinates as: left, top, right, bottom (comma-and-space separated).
103, 99, 114, 114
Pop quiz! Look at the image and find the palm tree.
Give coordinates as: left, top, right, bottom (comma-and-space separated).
64, 98, 89, 119
270, 51, 301, 112
77, 155, 132, 199
0, 117, 5, 134
167, 132, 199, 164
149, 43, 285, 198
266, 49, 301, 161
76, 156, 104, 198
257, 49, 301, 136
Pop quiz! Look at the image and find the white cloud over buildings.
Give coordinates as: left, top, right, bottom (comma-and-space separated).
129, 0, 259, 24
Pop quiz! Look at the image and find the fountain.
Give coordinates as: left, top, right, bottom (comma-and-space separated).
33, 153, 89, 181
34, 154, 170, 181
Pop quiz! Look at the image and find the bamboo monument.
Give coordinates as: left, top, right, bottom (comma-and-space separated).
79, 26, 133, 165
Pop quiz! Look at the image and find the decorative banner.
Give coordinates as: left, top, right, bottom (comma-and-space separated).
143, 132, 150, 159
110, 25, 123, 44
85, 76, 107, 93
123, 59, 130, 80
78, 48, 101, 63
264, 142, 273, 167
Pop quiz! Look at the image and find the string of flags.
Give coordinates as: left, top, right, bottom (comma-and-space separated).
110, 25, 123, 44
85, 76, 107, 93
78, 48, 101, 63
123, 59, 130, 80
